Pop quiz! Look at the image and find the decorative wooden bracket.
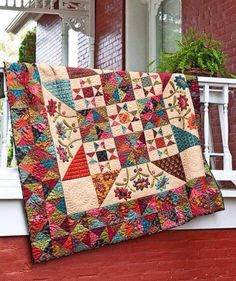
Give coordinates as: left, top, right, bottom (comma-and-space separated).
0, 0, 94, 35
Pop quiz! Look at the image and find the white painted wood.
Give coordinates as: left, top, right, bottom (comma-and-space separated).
0, 168, 22, 199
148, 0, 162, 64
198, 76, 236, 85
50, 0, 54, 9
211, 170, 236, 182
0, 69, 9, 168
88, 36, 95, 68
222, 85, 232, 171
88, 0, 95, 68
147, 0, 182, 68
0, 0, 92, 34
0, 200, 28, 236
203, 84, 210, 165
198, 77, 236, 183
0, 195, 235, 236
125, 0, 148, 71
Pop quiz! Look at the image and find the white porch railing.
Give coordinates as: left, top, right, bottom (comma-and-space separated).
198, 76, 236, 184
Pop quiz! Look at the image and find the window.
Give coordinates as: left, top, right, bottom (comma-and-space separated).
156, 0, 181, 61
148, 0, 181, 68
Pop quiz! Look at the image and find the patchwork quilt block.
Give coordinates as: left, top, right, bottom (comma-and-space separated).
5, 63, 224, 262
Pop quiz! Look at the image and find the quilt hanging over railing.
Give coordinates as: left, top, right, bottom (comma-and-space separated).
4, 62, 224, 262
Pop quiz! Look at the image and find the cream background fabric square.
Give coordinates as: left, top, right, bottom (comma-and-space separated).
63, 176, 99, 214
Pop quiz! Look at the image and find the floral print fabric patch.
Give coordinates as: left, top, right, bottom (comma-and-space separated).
5, 63, 224, 262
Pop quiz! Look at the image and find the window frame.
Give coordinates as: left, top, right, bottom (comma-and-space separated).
148, 0, 182, 68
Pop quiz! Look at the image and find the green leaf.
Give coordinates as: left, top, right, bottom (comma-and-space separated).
154, 28, 229, 77
18, 28, 36, 63
63, 119, 72, 129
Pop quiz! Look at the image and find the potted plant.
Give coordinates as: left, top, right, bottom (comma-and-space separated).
151, 29, 229, 77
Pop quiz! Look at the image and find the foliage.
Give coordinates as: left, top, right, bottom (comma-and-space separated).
18, 28, 36, 63
0, 23, 36, 167
0, 32, 21, 62
7, 136, 14, 167
150, 29, 229, 77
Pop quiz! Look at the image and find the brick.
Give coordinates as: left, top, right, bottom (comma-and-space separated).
141, 271, 172, 281
94, 0, 125, 70
36, 15, 63, 65
182, 0, 236, 73
1, 230, 236, 281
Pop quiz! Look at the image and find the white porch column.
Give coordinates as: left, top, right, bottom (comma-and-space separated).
88, 0, 95, 68
0, 75, 9, 168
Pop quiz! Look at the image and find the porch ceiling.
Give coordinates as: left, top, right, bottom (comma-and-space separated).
6, 12, 40, 34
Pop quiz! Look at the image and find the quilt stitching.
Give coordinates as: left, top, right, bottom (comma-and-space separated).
5, 62, 224, 262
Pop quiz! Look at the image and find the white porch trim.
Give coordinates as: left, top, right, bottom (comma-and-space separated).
0, 0, 94, 34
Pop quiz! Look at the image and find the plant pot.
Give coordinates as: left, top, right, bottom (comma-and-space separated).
184, 68, 212, 77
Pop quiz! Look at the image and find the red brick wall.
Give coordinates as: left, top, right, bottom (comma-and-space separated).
94, 0, 125, 70
36, 15, 64, 65
1, 230, 236, 281
182, 0, 236, 73
182, 0, 236, 171
36, 0, 125, 69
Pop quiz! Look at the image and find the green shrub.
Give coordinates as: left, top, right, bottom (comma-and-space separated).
18, 28, 36, 63
150, 29, 229, 77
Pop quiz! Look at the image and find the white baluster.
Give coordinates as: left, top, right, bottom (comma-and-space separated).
203, 84, 210, 165
208, 120, 215, 169
42, 0, 45, 8
218, 85, 232, 171
88, 0, 95, 67
50, 0, 54, 9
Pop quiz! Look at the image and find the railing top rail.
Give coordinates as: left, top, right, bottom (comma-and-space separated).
198, 76, 236, 87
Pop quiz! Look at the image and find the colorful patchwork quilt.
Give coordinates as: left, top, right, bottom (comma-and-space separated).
5, 63, 224, 262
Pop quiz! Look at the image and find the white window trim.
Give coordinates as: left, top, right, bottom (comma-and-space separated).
147, 0, 182, 65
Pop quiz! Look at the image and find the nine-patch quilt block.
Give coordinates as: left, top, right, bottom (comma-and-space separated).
5, 63, 224, 262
